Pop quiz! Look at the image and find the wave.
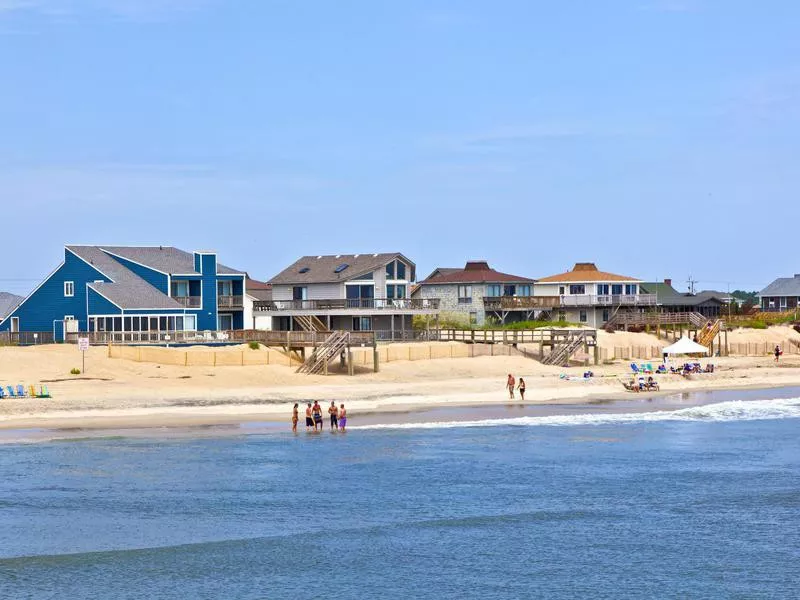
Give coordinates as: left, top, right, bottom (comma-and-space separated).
351, 398, 800, 431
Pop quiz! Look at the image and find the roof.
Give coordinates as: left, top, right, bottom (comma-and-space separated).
760, 274, 800, 297
640, 281, 725, 307
68, 246, 188, 310
422, 267, 461, 281
537, 263, 640, 283
98, 246, 243, 275
0, 292, 23, 320
418, 261, 535, 285
269, 253, 415, 285
246, 278, 272, 301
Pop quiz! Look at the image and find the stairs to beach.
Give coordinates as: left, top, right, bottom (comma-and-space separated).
541, 330, 589, 367
296, 331, 350, 375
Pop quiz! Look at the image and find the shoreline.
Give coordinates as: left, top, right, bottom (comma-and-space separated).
2, 379, 799, 435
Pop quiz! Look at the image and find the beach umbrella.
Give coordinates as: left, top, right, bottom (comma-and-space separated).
662, 337, 710, 356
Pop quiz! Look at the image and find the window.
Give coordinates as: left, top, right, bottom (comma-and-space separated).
386, 284, 405, 299
780, 297, 788, 308
504, 285, 516, 297
559, 286, 565, 295
518, 285, 531, 296
218, 280, 233, 296
396, 285, 406, 299
184, 315, 196, 331
569, 285, 585, 295
602, 309, 610, 322
611, 284, 623, 295
171, 281, 189, 297
458, 285, 472, 304
579, 310, 588, 323
298, 267, 310, 274
386, 262, 395, 279
64, 281, 74, 297
396, 262, 406, 280
64, 315, 75, 321
625, 284, 637, 295
334, 263, 349, 274
293, 286, 308, 301
386, 260, 407, 280
469, 312, 477, 325
597, 284, 610, 295
352, 317, 372, 331
486, 285, 502, 297
386, 284, 395, 299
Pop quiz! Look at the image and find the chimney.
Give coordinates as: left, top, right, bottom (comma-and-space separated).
664, 278, 672, 287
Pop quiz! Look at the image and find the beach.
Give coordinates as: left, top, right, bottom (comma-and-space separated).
1, 340, 800, 431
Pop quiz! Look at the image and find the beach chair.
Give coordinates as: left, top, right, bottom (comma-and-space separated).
16, 384, 27, 398
0, 387, 5, 399
7, 385, 17, 398
38, 385, 51, 399
29, 385, 38, 398
630, 363, 640, 374
646, 363, 655, 373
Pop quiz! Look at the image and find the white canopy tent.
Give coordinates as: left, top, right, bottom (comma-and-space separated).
662, 337, 710, 356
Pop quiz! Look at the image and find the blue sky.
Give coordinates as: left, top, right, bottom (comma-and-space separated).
0, 0, 798, 295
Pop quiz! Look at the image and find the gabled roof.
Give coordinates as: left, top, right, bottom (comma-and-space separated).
98, 246, 243, 275
269, 253, 415, 285
640, 281, 725, 307
246, 278, 272, 302
760, 274, 800, 297
418, 261, 535, 285
0, 292, 23, 320
422, 267, 461, 281
537, 263, 640, 283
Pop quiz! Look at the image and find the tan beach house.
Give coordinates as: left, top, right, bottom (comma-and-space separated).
533, 263, 656, 327
257, 253, 439, 340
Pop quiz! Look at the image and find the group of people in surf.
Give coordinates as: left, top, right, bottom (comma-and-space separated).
292, 400, 347, 433
506, 373, 526, 400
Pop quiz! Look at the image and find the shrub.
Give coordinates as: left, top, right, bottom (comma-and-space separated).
70, 368, 81, 375
248, 341, 260, 350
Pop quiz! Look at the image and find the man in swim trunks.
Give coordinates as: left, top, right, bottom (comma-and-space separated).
338, 404, 347, 431
305, 403, 314, 430
312, 400, 323, 431
292, 403, 299, 433
507, 374, 515, 399
329, 400, 339, 430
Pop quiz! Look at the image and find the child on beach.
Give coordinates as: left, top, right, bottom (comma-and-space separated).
517, 378, 526, 401
292, 403, 299, 433
507, 374, 516, 399
329, 401, 339, 430
339, 404, 347, 431
775, 345, 782, 362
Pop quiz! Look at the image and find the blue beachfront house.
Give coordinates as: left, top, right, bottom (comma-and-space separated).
0, 246, 246, 341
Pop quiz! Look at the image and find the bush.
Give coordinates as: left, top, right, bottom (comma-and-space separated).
248, 341, 260, 350
70, 368, 81, 375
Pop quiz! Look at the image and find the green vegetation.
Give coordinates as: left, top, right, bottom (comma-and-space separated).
482, 320, 581, 330
413, 314, 581, 331
248, 341, 261, 350
70, 368, 81, 375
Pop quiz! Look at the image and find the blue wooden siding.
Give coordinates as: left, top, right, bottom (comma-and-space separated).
0, 249, 108, 333
102, 252, 168, 294
87, 288, 123, 315
198, 253, 218, 330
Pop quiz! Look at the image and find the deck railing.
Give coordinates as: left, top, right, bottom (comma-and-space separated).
558, 294, 657, 307
254, 298, 440, 312
173, 296, 202, 308
64, 329, 377, 346
0, 331, 55, 345
482, 296, 561, 310
217, 295, 244, 309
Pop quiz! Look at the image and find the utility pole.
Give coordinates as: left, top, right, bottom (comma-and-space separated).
687, 276, 698, 295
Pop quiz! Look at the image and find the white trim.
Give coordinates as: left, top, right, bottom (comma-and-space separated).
0, 260, 65, 328
64, 281, 75, 297
99, 248, 170, 276
9, 316, 19, 333
65, 247, 115, 282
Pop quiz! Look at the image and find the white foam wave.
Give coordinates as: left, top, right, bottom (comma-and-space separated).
351, 398, 800, 431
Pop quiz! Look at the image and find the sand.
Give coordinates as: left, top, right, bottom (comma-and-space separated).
1, 335, 800, 431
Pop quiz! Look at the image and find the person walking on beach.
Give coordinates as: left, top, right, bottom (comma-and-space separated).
305, 403, 314, 431
339, 404, 347, 431
507, 374, 516, 399
775, 345, 782, 362
292, 403, 299, 433
329, 400, 339, 430
312, 400, 323, 431
517, 377, 526, 401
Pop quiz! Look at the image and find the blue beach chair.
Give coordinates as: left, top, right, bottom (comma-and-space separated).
16, 384, 27, 398
0, 387, 5, 399
630, 363, 640, 374
6, 385, 16, 398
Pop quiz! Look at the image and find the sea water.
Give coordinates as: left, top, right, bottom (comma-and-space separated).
1, 394, 800, 599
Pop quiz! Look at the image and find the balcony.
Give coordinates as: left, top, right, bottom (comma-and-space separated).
218, 295, 244, 309
173, 295, 202, 308
253, 298, 440, 313
558, 294, 657, 307
483, 296, 561, 311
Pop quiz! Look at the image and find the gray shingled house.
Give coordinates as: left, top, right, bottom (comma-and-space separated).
759, 274, 800, 312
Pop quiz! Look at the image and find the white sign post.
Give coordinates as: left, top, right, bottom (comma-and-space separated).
78, 337, 89, 373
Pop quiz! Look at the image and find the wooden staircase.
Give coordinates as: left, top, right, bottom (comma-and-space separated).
695, 319, 722, 348
296, 331, 350, 375
541, 330, 589, 366
293, 314, 329, 333
605, 311, 708, 331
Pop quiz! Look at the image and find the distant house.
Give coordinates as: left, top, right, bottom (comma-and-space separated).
759, 274, 800, 312
0, 246, 246, 340
414, 261, 537, 326
0, 292, 23, 321
262, 253, 438, 338
640, 279, 726, 319
534, 263, 655, 327
244, 278, 272, 330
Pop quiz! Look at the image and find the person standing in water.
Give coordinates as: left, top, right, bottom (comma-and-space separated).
312, 401, 323, 431
506, 374, 516, 399
292, 403, 299, 433
329, 400, 339, 431
338, 404, 347, 431
305, 403, 314, 431
517, 377, 526, 401
775, 345, 782, 362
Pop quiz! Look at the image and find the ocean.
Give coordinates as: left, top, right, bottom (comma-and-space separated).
2, 389, 800, 599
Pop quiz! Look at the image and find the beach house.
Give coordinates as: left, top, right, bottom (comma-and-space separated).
259, 253, 439, 339
640, 279, 726, 319
759, 274, 800, 312
243, 278, 273, 330
414, 261, 539, 326
533, 263, 655, 327
0, 246, 246, 341
0, 292, 23, 322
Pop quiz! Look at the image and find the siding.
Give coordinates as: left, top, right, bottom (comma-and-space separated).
272, 282, 343, 301
198, 253, 218, 330
101, 252, 168, 294
87, 288, 123, 315
0, 249, 109, 333
419, 283, 486, 324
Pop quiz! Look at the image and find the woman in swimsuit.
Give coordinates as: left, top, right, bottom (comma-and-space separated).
305, 403, 314, 430
517, 378, 526, 401
338, 404, 347, 431
292, 403, 299, 433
